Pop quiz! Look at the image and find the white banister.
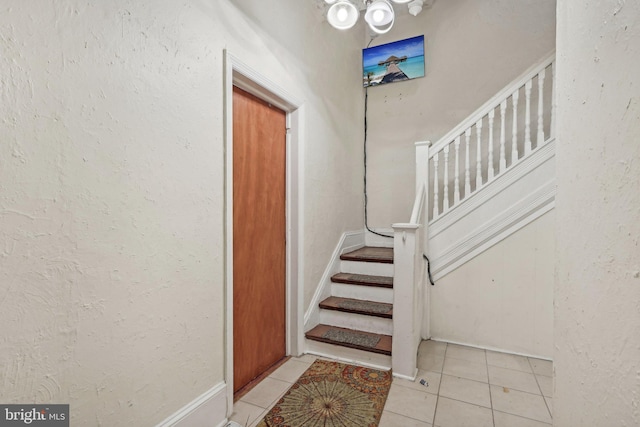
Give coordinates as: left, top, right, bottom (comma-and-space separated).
421, 52, 554, 217
395, 53, 555, 378
429, 51, 555, 155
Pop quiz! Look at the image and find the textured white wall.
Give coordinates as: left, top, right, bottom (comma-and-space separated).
226, 0, 366, 310
431, 211, 555, 358
365, 0, 556, 228
0, 0, 363, 425
555, 1, 640, 425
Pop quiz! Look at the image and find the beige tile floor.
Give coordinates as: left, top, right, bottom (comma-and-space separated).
229, 341, 553, 427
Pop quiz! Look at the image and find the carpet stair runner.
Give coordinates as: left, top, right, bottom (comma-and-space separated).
305, 246, 394, 357
305, 324, 392, 356
319, 296, 393, 319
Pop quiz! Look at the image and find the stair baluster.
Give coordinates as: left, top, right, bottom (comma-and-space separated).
499, 100, 507, 173
464, 128, 471, 198
551, 62, 556, 139
525, 80, 533, 155
538, 68, 546, 146
433, 151, 439, 219
488, 110, 495, 180
511, 90, 520, 165
443, 145, 450, 212
475, 118, 483, 190
454, 136, 461, 203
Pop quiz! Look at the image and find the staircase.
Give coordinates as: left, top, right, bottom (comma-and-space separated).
304, 51, 556, 377
305, 246, 395, 365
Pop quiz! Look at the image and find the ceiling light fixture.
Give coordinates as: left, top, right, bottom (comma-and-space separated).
325, 0, 425, 34
364, 0, 394, 34
326, 0, 360, 30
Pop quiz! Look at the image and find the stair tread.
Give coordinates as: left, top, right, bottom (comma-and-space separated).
340, 247, 394, 264
305, 324, 392, 356
319, 296, 393, 319
331, 272, 393, 288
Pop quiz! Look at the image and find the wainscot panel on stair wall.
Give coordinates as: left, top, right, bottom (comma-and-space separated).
430, 211, 554, 359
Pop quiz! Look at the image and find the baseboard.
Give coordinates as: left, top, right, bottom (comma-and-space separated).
156, 382, 228, 427
393, 370, 418, 382
364, 228, 394, 247
303, 230, 365, 327
429, 337, 552, 362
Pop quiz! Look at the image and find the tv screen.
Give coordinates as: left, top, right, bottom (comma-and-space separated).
363, 35, 425, 88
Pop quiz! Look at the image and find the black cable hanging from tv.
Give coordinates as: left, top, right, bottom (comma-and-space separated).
363, 90, 393, 239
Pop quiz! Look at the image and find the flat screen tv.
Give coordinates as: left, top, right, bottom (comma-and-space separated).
363, 35, 425, 88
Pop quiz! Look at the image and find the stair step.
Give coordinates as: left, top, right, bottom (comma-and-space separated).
340, 247, 394, 264
319, 296, 393, 319
306, 324, 392, 356
331, 272, 393, 289
331, 282, 393, 304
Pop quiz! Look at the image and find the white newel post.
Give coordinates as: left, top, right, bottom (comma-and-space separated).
391, 223, 421, 380
388, 141, 431, 380
415, 141, 431, 193
415, 141, 431, 342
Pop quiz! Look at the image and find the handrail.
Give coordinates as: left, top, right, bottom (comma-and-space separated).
429, 50, 555, 157
409, 182, 426, 224
425, 52, 556, 220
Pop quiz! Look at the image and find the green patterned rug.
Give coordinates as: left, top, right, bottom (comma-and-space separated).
256, 359, 392, 427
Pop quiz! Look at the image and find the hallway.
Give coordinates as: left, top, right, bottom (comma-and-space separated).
230, 340, 553, 426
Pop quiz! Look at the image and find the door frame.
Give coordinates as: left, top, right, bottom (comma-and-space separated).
223, 50, 305, 416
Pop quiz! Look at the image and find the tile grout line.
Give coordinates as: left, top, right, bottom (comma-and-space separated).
384, 408, 434, 425
435, 394, 493, 410
432, 393, 440, 426
232, 401, 265, 427
486, 361, 535, 374
493, 409, 553, 426
440, 372, 490, 386
529, 357, 553, 419
485, 350, 496, 427
432, 342, 449, 426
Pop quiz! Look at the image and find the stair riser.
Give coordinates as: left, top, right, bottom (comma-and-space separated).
331, 283, 393, 304
319, 310, 393, 335
305, 339, 392, 369
339, 260, 394, 277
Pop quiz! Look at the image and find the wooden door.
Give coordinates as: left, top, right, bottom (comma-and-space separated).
233, 86, 287, 393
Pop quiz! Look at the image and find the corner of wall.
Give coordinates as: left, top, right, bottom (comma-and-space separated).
156, 383, 228, 427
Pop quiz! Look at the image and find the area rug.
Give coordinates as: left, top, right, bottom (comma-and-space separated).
256, 359, 392, 427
